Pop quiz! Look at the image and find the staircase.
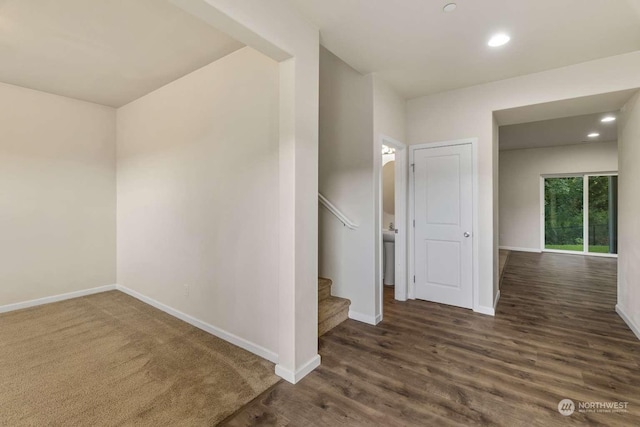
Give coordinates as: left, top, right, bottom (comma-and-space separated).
318, 278, 351, 336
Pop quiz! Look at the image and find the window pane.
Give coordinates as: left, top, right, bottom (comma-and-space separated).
588, 176, 618, 254
545, 177, 584, 252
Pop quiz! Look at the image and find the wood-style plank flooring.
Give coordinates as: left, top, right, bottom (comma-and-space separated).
223, 252, 640, 426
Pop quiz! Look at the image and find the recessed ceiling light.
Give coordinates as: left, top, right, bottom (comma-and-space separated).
488, 33, 510, 47
443, 3, 457, 13
601, 116, 616, 123
588, 132, 600, 138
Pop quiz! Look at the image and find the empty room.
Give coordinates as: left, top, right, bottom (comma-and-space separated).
1, 1, 640, 426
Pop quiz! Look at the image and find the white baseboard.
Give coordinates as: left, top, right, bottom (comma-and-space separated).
616, 304, 640, 341
474, 305, 495, 316
275, 354, 321, 384
0, 285, 117, 314
499, 246, 541, 253
115, 285, 279, 364
493, 290, 501, 311
348, 309, 378, 325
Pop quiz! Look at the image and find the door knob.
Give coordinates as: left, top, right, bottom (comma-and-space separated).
463, 232, 471, 238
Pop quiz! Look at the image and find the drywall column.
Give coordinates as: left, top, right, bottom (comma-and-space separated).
492, 116, 500, 304
617, 91, 640, 339
172, 0, 321, 382
278, 52, 321, 382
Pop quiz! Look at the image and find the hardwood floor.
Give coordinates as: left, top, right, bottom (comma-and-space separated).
223, 252, 640, 426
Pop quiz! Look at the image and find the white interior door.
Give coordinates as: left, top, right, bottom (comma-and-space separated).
413, 144, 473, 308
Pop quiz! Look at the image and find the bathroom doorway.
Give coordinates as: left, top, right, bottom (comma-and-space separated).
376, 135, 408, 321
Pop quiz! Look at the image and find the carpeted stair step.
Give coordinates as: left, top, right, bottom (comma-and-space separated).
318, 277, 333, 302
318, 295, 350, 336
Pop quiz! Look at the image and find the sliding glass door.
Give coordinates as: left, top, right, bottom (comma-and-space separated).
543, 174, 617, 256
544, 177, 584, 252
588, 176, 618, 254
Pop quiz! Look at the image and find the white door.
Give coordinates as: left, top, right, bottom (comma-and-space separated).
413, 144, 473, 308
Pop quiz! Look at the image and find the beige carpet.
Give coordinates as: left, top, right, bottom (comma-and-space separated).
0, 291, 279, 426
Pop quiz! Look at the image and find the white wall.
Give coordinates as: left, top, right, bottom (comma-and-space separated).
407, 50, 640, 311
318, 46, 375, 320
373, 76, 406, 144
0, 82, 116, 306
116, 47, 280, 357
499, 142, 618, 251
618, 91, 640, 339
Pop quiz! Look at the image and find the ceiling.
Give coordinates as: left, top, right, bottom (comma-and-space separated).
0, 0, 244, 107
499, 112, 618, 151
287, 0, 640, 99
494, 89, 639, 126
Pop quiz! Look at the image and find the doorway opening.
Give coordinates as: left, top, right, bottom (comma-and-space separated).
497, 104, 621, 259
376, 135, 407, 321
494, 89, 640, 331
